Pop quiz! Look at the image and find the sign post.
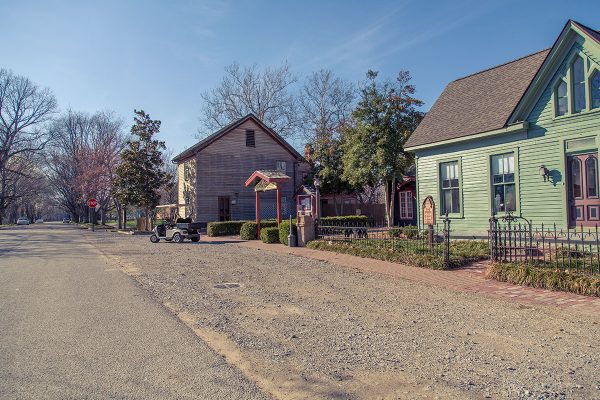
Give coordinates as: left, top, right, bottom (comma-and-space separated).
87, 198, 97, 232
422, 196, 435, 248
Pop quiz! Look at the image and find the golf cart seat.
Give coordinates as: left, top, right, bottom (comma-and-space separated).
156, 224, 167, 237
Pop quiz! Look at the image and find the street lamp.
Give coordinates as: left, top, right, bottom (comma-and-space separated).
314, 175, 321, 220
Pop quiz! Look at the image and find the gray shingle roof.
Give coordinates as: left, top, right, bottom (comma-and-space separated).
405, 49, 550, 149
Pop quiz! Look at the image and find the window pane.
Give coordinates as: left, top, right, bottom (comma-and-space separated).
592, 70, 600, 109
587, 157, 598, 197
573, 57, 586, 113
493, 185, 505, 212
441, 161, 458, 181
571, 158, 582, 198
557, 81, 568, 116
443, 189, 452, 214
504, 173, 514, 183
493, 174, 503, 184
507, 154, 514, 173
451, 188, 460, 213
505, 184, 516, 212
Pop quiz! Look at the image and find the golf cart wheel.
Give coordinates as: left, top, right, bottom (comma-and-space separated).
173, 233, 183, 243
150, 234, 160, 243
191, 236, 200, 242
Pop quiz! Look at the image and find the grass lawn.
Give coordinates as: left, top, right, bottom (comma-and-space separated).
104, 219, 137, 229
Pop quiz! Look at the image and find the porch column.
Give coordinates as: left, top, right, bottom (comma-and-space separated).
276, 183, 281, 225
256, 190, 261, 237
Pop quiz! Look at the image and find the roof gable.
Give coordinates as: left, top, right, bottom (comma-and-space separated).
405, 20, 600, 151
172, 114, 303, 162
405, 49, 549, 149
509, 20, 600, 123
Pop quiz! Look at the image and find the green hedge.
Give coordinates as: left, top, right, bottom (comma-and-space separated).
320, 215, 369, 226
239, 220, 278, 240
486, 263, 600, 297
279, 220, 297, 245
260, 227, 280, 243
207, 220, 250, 236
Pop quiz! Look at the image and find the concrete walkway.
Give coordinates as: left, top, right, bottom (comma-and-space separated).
239, 240, 600, 318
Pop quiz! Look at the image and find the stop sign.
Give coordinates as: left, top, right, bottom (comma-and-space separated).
87, 198, 97, 208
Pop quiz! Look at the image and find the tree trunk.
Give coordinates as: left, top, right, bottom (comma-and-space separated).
123, 207, 127, 231
384, 178, 396, 227
333, 194, 340, 216
115, 199, 122, 229
389, 177, 396, 228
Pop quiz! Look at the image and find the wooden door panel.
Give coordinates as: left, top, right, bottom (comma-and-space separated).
568, 153, 600, 227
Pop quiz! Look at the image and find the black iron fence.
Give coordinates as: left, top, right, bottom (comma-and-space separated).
489, 215, 600, 275
316, 218, 452, 268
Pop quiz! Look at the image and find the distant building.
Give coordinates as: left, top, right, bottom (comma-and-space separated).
173, 114, 309, 223
406, 20, 600, 233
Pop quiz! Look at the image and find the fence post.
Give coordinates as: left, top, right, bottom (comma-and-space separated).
443, 215, 451, 269
489, 216, 498, 262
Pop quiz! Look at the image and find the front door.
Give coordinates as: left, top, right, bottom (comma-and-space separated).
218, 196, 231, 221
568, 153, 600, 227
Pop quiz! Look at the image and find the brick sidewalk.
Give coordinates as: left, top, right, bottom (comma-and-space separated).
238, 240, 600, 318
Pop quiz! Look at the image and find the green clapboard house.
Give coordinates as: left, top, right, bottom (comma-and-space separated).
405, 20, 600, 235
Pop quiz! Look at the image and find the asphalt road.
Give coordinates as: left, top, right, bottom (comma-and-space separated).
0, 223, 267, 400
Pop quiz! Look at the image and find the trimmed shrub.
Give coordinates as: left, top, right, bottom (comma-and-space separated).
279, 220, 297, 245
260, 227, 280, 244
320, 215, 369, 226
239, 220, 278, 240
207, 220, 249, 236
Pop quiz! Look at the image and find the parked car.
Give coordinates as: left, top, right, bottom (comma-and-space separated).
35, 218, 44, 223
62, 217, 71, 223
16, 217, 30, 225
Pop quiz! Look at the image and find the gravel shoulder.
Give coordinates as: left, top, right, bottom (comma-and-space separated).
89, 231, 600, 400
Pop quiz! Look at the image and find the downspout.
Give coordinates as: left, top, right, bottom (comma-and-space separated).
415, 156, 420, 230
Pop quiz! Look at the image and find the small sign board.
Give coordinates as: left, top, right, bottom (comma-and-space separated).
87, 198, 97, 208
422, 196, 435, 226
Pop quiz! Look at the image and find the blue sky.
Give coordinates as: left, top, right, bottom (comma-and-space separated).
2, 0, 599, 154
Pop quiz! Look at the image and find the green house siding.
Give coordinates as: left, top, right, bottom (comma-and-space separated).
415, 37, 600, 235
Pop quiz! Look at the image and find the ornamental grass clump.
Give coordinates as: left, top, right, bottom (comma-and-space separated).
486, 263, 600, 297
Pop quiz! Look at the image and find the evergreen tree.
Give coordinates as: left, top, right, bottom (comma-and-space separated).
341, 70, 423, 226
114, 110, 169, 228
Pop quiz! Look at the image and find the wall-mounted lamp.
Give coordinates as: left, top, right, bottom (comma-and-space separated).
231, 193, 239, 205
539, 165, 550, 181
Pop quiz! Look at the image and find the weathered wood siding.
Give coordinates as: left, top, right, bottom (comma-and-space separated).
187, 119, 307, 223
414, 36, 600, 234
177, 158, 196, 219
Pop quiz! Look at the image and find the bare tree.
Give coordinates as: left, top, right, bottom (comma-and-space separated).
0, 69, 57, 223
199, 62, 298, 138
299, 69, 354, 143
45, 110, 126, 224
299, 69, 355, 215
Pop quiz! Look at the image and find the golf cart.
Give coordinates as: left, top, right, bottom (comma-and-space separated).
150, 218, 201, 243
